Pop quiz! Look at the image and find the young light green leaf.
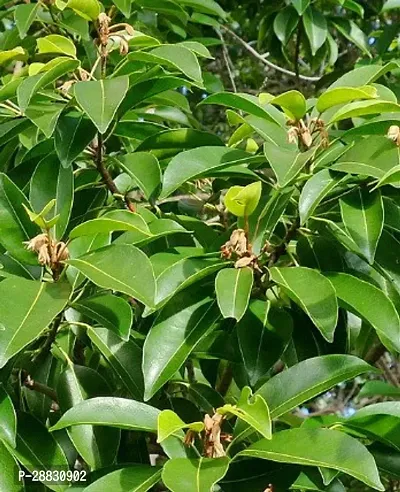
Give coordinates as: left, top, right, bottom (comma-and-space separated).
271, 90, 306, 120
157, 410, 204, 443
238, 428, 384, 491
0, 386, 16, 448
37, 35, 77, 58
218, 386, 271, 439
339, 188, 383, 264
0, 47, 26, 66
67, 244, 156, 308
0, 278, 70, 368
74, 76, 129, 134
303, 7, 328, 55
329, 99, 400, 124
50, 397, 159, 432
74, 294, 132, 341
67, 0, 101, 20
316, 86, 377, 113
270, 267, 338, 341
224, 181, 261, 217
325, 272, 400, 353
215, 267, 253, 322
162, 457, 230, 492
14, 3, 39, 39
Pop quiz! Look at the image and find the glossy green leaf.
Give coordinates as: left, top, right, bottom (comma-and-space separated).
0, 47, 26, 66
30, 155, 73, 239
143, 290, 220, 400
11, 412, 69, 492
0, 173, 39, 264
333, 19, 369, 54
258, 354, 374, 418
50, 397, 159, 432
291, 0, 310, 15
238, 429, 384, 491
325, 272, 400, 352
316, 86, 377, 113
114, 152, 161, 200
200, 92, 285, 126
14, 3, 39, 39
0, 278, 70, 368
162, 457, 230, 492
215, 267, 253, 322
37, 35, 77, 58
237, 300, 293, 386
382, 0, 400, 11
271, 90, 306, 120
136, 129, 224, 154
74, 294, 132, 341
273, 7, 299, 45
74, 76, 129, 134
83, 465, 162, 491
17, 57, 79, 113
160, 146, 253, 199
359, 381, 400, 399
0, 386, 16, 448
303, 7, 328, 55
67, 244, 156, 307
224, 182, 261, 217
175, 0, 226, 17
55, 111, 97, 168
88, 327, 144, 400
0, 441, 22, 492
157, 409, 203, 443
376, 164, 400, 188
112, 0, 131, 17
270, 267, 338, 342
329, 100, 400, 124
67, 0, 101, 20
264, 143, 314, 188
25, 97, 65, 138
340, 188, 383, 264
299, 169, 347, 225
218, 386, 272, 439
57, 363, 120, 470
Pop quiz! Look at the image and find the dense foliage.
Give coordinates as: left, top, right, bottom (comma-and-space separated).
1, 0, 400, 491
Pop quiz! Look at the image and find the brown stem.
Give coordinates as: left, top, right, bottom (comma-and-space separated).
268, 218, 299, 267
21, 371, 58, 403
32, 314, 62, 363
216, 362, 233, 396
294, 24, 302, 88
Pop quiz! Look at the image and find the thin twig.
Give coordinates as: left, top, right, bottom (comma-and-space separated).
222, 26, 320, 83
216, 29, 237, 92
22, 372, 58, 403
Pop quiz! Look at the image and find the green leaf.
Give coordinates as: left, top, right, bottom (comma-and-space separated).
67, 0, 101, 20
50, 397, 159, 432
224, 182, 262, 217
157, 409, 204, 443
160, 146, 254, 199
270, 267, 338, 341
264, 143, 314, 188
0, 386, 16, 448
74, 294, 132, 341
74, 76, 129, 134
340, 189, 383, 264
375, 164, 400, 188
0, 441, 21, 492
112, 0, 131, 17
237, 300, 293, 387
136, 129, 224, 154
57, 363, 120, 470
316, 86, 377, 113
55, 111, 97, 168
382, 0, 400, 11
68, 244, 155, 307
162, 457, 230, 492
114, 152, 161, 200
257, 354, 376, 419
83, 465, 162, 491
10, 412, 69, 492
0, 278, 70, 368
273, 7, 299, 45
129, 45, 202, 84
299, 169, 347, 225
25, 97, 65, 138
175, 0, 226, 17
200, 92, 285, 126
143, 290, 220, 400
359, 381, 400, 399
215, 267, 253, 322
30, 155, 73, 239
329, 100, 400, 124
37, 34, 77, 58
218, 386, 272, 439
325, 272, 400, 353
69, 211, 151, 239
17, 57, 79, 113
14, 3, 39, 39
333, 19, 369, 55
238, 428, 384, 491
0, 47, 26, 66
271, 90, 306, 120
0, 79, 23, 104
303, 7, 328, 56
88, 327, 144, 400
0, 173, 39, 264
291, 0, 310, 15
